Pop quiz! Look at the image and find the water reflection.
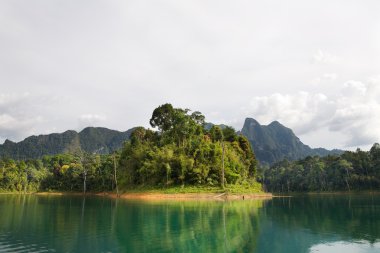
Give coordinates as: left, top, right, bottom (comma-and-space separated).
0, 195, 265, 252
310, 241, 380, 253
114, 200, 264, 252
256, 194, 380, 253
0, 195, 119, 252
0, 194, 380, 252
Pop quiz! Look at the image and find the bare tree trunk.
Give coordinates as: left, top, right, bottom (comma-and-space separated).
24, 172, 27, 194
221, 141, 225, 189
365, 167, 372, 191
0, 169, 3, 188
345, 168, 351, 192
113, 154, 119, 197
261, 168, 267, 192
83, 169, 87, 195
79, 152, 87, 195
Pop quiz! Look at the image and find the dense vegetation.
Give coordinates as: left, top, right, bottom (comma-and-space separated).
261, 143, 380, 192
118, 104, 258, 189
0, 153, 119, 192
2, 103, 379, 194
0, 104, 259, 193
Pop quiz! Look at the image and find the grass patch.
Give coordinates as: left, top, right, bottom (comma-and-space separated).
121, 181, 264, 194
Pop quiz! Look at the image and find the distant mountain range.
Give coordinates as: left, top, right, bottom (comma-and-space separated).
0, 119, 343, 164
240, 118, 343, 165
0, 127, 135, 160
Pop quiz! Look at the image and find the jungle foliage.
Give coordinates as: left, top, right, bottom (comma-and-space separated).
118, 103, 258, 188
260, 143, 380, 192
0, 104, 259, 192
0, 153, 118, 192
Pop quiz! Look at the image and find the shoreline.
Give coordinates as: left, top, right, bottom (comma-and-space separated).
5, 190, 380, 200
113, 192, 272, 200
271, 191, 380, 196
32, 191, 273, 201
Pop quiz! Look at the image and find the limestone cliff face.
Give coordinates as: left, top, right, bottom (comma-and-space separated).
241, 118, 343, 165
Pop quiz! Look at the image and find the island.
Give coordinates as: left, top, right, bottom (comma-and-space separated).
0, 104, 269, 200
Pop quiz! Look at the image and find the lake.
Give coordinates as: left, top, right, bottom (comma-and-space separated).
0, 194, 380, 253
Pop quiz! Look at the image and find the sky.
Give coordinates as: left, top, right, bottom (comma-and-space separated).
0, 0, 379, 150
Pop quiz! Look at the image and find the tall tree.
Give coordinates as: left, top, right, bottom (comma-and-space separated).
149, 103, 175, 132
210, 126, 225, 188
113, 152, 119, 196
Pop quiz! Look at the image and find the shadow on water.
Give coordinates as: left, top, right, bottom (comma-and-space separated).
0, 194, 380, 252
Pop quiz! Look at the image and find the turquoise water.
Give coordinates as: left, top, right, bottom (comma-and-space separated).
0, 194, 379, 252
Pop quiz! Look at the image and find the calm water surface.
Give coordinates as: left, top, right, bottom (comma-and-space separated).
0, 194, 380, 252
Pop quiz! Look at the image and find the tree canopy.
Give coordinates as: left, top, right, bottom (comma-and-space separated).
260, 143, 380, 192
119, 104, 257, 188
0, 104, 259, 193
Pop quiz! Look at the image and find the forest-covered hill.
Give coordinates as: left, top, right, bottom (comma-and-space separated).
0, 127, 135, 159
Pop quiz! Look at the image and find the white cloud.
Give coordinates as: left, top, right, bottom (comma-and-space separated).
0, 93, 52, 143
312, 73, 338, 85
0, 112, 43, 143
368, 75, 380, 86
247, 80, 380, 148
323, 73, 338, 81
0, 114, 18, 128
248, 92, 334, 135
312, 50, 339, 64
341, 80, 367, 97
0, 0, 379, 149
78, 114, 106, 129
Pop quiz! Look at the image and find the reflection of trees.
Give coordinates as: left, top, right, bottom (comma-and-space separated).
114, 200, 265, 252
262, 195, 380, 245
0, 196, 266, 252
0, 195, 119, 252
2, 194, 380, 253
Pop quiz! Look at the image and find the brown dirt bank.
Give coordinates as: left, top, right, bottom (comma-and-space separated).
32, 191, 272, 201
103, 192, 272, 201
21, 190, 273, 201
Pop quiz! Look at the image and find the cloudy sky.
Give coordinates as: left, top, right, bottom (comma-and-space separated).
0, 0, 379, 150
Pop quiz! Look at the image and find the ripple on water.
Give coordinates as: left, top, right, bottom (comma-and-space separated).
0, 233, 55, 253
